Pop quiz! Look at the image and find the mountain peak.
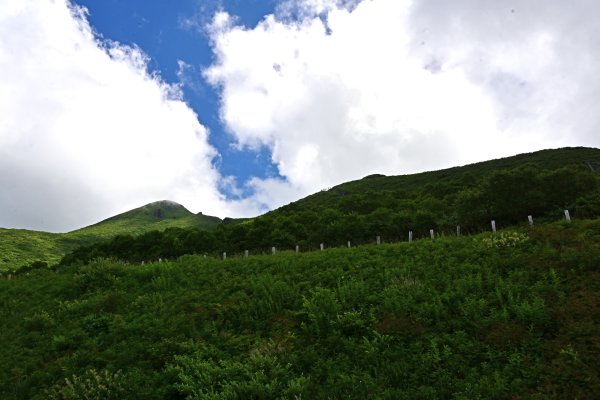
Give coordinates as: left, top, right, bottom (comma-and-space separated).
124, 200, 192, 220
66, 200, 222, 239
141, 200, 189, 217
144, 200, 185, 209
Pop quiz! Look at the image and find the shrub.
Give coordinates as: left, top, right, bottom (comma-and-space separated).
46, 369, 126, 400
481, 232, 529, 248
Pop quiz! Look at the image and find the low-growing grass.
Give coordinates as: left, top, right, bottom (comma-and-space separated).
1, 220, 598, 399
0, 228, 72, 271
0, 202, 224, 272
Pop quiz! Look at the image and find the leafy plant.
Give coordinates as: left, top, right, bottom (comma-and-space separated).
46, 369, 127, 400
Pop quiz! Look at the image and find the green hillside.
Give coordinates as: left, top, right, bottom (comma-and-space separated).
0, 229, 69, 271
2, 147, 599, 398
3, 147, 600, 272
275, 146, 600, 215
66, 200, 222, 241
1, 220, 598, 398
60, 147, 600, 266
0, 201, 222, 272
254, 146, 600, 244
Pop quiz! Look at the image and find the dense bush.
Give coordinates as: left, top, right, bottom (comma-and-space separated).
59, 165, 600, 267
2, 220, 599, 399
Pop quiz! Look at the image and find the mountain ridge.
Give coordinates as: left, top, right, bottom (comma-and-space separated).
278, 146, 600, 213
59, 146, 600, 267
67, 199, 222, 240
0, 200, 223, 271
2, 146, 600, 271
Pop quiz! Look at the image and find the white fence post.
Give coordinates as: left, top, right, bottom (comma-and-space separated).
244, 250, 249, 258
347, 241, 351, 248
564, 209, 572, 222
223, 252, 227, 260
491, 220, 497, 234
430, 229, 435, 240
409, 231, 413, 242
295, 245, 299, 253
376, 236, 381, 245
456, 225, 461, 236
320, 243, 324, 251
528, 215, 534, 226
272, 246, 276, 255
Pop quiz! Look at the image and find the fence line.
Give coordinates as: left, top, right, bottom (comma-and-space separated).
208, 209, 576, 262
0, 210, 578, 276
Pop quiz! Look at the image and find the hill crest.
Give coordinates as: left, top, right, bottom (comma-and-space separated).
2, 146, 600, 271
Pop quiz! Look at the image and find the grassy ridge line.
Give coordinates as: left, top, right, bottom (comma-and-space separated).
65, 200, 222, 240
279, 146, 600, 211
2, 146, 599, 271
0, 228, 68, 270
1, 219, 598, 398
0, 202, 223, 271
328, 146, 600, 194
56, 205, 586, 269
64, 214, 220, 242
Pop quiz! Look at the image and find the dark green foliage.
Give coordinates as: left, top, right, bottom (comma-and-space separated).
59, 149, 600, 266
0, 201, 226, 272
1, 221, 599, 399
45, 368, 127, 400
68, 200, 223, 239
3, 147, 600, 273
2, 147, 599, 398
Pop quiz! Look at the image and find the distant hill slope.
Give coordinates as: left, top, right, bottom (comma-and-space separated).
243, 146, 600, 248
60, 147, 600, 267
0, 228, 67, 271
278, 147, 600, 213
0, 201, 222, 271
66, 200, 222, 241
4, 147, 600, 271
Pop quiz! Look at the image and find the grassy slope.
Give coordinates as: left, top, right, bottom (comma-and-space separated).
0, 229, 68, 270
2, 146, 599, 271
0, 201, 222, 271
1, 220, 598, 399
278, 146, 600, 212
65, 200, 222, 241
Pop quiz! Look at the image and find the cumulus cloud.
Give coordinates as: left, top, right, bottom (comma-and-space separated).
206, 0, 600, 211
4, 0, 599, 231
407, 0, 600, 144
0, 0, 240, 231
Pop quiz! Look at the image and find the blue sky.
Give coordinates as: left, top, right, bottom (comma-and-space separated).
1, 0, 599, 231
75, 0, 280, 195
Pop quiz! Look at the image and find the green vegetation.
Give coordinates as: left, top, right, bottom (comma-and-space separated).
67, 201, 222, 241
3, 147, 599, 272
1, 220, 599, 398
0, 229, 69, 269
0, 201, 223, 272
269, 147, 600, 236
61, 148, 600, 266
2, 147, 599, 398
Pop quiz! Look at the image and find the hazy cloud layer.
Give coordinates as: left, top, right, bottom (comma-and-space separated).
206, 0, 599, 210
0, 0, 234, 231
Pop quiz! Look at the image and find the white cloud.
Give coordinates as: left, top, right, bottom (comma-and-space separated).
0, 0, 250, 231
407, 0, 600, 145
4, 0, 600, 231
206, 0, 600, 211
